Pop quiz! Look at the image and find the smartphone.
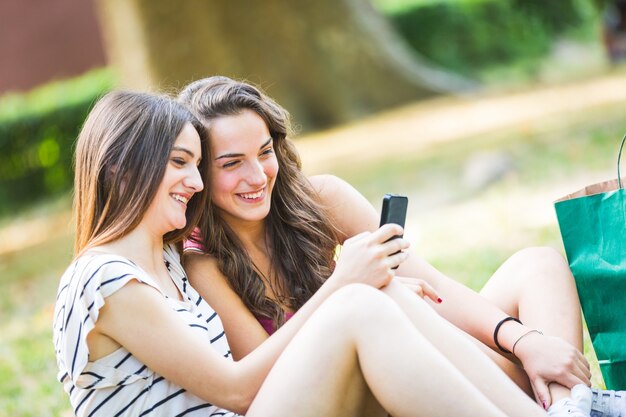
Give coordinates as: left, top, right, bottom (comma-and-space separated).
380, 194, 408, 230
380, 194, 408, 268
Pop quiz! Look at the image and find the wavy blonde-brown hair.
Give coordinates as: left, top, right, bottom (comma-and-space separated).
179, 76, 338, 328
73, 90, 210, 256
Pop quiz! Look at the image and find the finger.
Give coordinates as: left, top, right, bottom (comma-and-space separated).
397, 283, 423, 297
563, 351, 591, 387
396, 277, 440, 302
531, 378, 552, 410
372, 223, 404, 243
418, 281, 441, 304
395, 280, 424, 297
576, 353, 592, 381
382, 267, 395, 287
381, 237, 410, 256
387, 250, 409, 268
561, 363, 590, 388
414, 285, 424, 298
558, 373, 588, 391
574, 355, 592, 384
407, 286, 425, 298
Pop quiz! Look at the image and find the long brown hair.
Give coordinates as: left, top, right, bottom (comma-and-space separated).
73, 90, 210, 256
179, 76, 338, 327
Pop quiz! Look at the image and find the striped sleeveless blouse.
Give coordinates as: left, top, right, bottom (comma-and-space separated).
53, 244, 240, 417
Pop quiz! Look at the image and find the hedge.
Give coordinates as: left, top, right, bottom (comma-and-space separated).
383, 0, 599, 78
0, 69, 113, 216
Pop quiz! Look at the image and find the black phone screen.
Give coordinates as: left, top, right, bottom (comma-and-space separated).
380, 194, 408, 232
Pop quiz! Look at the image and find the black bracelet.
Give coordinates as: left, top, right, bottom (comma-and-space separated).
493, 316, 522, 354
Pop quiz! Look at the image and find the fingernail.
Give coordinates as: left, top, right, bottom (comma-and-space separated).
437, 298, 443, 303
542, 401, 547, 410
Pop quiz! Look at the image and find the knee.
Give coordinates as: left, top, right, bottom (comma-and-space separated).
513, 246, 567, 266
328, 284, 386, 312
511, 246, 572, 280
325, 284, 402, 328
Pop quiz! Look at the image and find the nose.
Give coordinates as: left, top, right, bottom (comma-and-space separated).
185, 165, 204, 192
246, 160, 266, 187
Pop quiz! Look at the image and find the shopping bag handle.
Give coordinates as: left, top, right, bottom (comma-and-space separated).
619, 132, 626, 189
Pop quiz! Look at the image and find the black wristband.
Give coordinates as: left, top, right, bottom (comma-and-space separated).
493, 316, 522, 354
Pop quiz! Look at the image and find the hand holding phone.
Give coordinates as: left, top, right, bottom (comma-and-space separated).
380, 194, 408, 269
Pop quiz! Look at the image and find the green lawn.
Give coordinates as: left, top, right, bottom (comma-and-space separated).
1, 227, 73, 416
373, 0, 485, 14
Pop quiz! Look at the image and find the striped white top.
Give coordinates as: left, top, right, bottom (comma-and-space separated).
53, 244, 240, 417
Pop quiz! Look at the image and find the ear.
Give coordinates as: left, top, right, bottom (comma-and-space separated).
105, 164, 128, 195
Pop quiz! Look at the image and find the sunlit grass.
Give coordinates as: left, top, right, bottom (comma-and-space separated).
0, 228, 72, 416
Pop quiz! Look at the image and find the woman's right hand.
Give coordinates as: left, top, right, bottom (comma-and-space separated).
330, 223, 409, 289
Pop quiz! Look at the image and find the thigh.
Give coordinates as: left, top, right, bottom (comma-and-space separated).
470, 332, 533, 396
246, 292, 385, 417
480, 247, 582, 347
476, 247, 582, 396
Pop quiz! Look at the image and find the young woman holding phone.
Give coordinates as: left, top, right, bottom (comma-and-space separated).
179, 76, 624, 417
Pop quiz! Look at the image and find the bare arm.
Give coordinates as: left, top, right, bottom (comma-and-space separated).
184, 253, 271, 360
311, 174, 591, 402
91, 280, 267, 414
184, 224, 411, 361
310, 174, 531, 350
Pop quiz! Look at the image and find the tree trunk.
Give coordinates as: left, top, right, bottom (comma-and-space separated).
96, 0, 473, 130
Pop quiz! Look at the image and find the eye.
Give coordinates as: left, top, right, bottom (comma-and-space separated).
171, 157, 186, 167
222, 160, 240, 169
260, 147, 274, 156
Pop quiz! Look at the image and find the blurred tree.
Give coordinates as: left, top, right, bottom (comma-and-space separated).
96, 0, 472, 130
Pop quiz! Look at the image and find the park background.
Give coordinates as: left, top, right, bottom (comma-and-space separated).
2, 0, 626, 415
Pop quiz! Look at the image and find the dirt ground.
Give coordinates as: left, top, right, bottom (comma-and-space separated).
296, 71, 626, 174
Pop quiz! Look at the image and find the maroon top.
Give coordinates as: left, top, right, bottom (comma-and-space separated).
256, 312, 295, 335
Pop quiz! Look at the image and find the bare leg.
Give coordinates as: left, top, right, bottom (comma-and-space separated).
381, 280, 547, 417
479, 247, 583, 403
247, 284, 543, 417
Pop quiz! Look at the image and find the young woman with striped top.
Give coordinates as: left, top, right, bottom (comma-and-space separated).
54, 90, 555, 417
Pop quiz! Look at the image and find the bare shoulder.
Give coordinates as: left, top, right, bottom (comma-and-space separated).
308, 174, 379, 239
183, 252, 230, 292
308, 174, 352, 199
308, 174, 368, 208
184, 251, 220, 272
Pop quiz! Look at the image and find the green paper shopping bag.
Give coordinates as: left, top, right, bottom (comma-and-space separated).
554, 136, 626, 389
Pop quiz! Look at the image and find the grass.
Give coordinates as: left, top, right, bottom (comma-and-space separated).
373, 0, 486, 14
3, 76, 626, 414
0, 231, 73, 417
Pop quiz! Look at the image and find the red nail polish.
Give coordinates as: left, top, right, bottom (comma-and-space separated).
542, 401, 547, 410
437, 297, 443, 303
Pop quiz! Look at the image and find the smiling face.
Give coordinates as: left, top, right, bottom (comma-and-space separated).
143, 123, 204, 235
209, 109, 279, 227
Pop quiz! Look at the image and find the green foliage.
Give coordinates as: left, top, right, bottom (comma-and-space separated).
381, 0, 599, 79
0, 69, 114, 216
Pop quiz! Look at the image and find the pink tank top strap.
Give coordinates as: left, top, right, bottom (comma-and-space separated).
183, 227, 206, 252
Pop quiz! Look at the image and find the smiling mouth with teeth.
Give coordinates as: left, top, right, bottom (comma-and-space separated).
239, 189, 264, 200
172, 194, 189, 205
